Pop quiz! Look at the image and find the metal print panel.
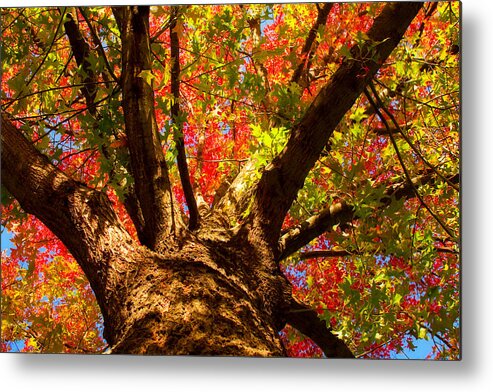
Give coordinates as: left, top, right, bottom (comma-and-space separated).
0, 1, 460, 359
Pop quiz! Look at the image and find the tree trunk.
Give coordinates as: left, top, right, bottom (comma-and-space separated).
101, 236, 291, 356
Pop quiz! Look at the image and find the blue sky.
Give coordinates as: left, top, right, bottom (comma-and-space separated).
1, 227, 13, 256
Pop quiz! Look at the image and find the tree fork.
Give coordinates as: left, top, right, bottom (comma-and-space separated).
1, 116, 291, 356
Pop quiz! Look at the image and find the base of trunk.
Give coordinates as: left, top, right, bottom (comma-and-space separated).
106, 255, 285, 356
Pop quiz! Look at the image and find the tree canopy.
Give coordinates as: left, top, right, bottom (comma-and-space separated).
1, 2, 460, 358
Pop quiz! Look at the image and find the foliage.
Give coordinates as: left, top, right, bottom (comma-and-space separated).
1, 2, 459, 358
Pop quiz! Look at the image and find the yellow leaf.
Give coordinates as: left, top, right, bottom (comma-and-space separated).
137, 69, 156, 86
27, 337, 38, 350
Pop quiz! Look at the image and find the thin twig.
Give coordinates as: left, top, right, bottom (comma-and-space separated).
356, 331, 407, 358
3, 81, 114, 105
364, 85, 457, 241
370, 82, 459, 192
170, 6, 199, 230
373, 79, 458, 111
187, 156, 249, 163
78, 7, 120, 84
3, 9, 67, 111
291, 3, 333, 87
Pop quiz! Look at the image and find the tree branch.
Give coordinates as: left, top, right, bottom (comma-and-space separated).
123, 186, 146, 245
114, 6, 180, 250
286, 297, 354, 358
1, 115, 136, 327
63, 14, 147, 241
279, 201, 354, 261
78, 7, 120, 85
279, 170, 459, 261
249, 2, 423, 247
193, 131, 211, 216
170, 6, 199, 230
291, 3, 333, 87
299, 246, 458, 260
63, 12, 98, 114
212, 159, 257, 219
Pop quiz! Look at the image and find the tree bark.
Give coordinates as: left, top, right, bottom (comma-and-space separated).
106, 243, 287, 356
63, 13, 98, 113
1, 114, 136, 340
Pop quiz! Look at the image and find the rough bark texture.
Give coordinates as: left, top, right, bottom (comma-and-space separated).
107, 241, 288, 356
1, 115, 136, 338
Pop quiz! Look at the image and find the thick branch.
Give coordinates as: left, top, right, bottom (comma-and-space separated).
279, 201, 354, 261
382, 171, 459, 205
279, 170, 459, 261
250, 3, 423, 246
212, 159, 257, 219
63, 13, 98, 114
299, 246, 458, 260
64, 11, 147, 241
286, 297, 354, 358
170, 6, 199, 230
1, 115, 136, 327
114, 6, 179, 249
123, 187, 146, 245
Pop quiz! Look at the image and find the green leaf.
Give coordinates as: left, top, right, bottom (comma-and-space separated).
137, 69, 156, 86
1, 185, 13, 206
339, 45, 352, 58
392, 293, 402, 305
